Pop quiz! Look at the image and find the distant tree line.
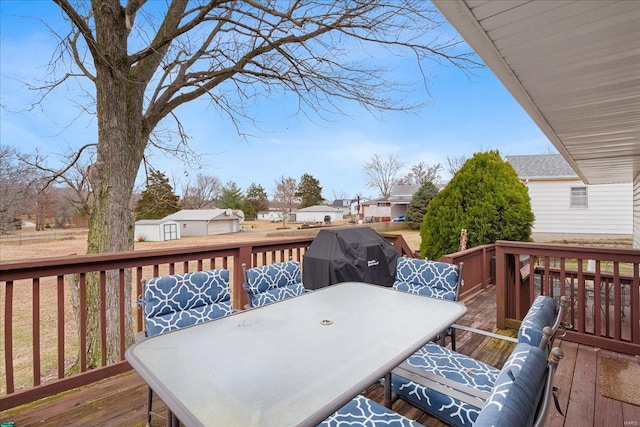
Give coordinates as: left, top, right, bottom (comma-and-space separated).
1, 144, 472, 233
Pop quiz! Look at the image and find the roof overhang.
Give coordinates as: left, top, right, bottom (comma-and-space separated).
433, 0, 640, 184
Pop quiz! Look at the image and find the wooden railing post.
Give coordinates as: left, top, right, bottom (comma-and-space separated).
495, 242, 506, 329
233, 245, 252, 310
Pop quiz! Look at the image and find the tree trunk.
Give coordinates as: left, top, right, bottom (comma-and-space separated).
78, 0, 148, 366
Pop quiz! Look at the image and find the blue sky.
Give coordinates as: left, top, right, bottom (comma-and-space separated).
0, 1, 556, 201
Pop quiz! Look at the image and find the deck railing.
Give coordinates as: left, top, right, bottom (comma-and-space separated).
495, 240, 640, 355
2, 235, 638, 411
0, 233, 412, 410
440, 244, 495, 299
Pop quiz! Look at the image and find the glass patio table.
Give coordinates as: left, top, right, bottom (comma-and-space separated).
125, 281, 467, 427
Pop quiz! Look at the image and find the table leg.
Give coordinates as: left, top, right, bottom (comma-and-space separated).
384, 372, 392, 408
166, 409, 179, 427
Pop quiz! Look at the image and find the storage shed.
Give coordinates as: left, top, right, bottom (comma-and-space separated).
134, 219, 180, 242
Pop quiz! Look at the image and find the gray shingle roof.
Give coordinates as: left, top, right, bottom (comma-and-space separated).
506, 154, 577, 179
390, 184, 420, 196
297, 205, 342, 212
164, 209, 239, 221
135, 219, 178, 225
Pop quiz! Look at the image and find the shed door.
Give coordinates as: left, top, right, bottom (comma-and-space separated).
163, 223, 178, 241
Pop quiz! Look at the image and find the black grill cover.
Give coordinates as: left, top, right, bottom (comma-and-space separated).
302, 227, 398, 290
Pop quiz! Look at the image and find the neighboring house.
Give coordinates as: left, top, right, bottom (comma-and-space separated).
507, 154, 633, 241
433, 1, 639, 248
388, 184, 420, 219
134, 219, 180, 242
330, 199, 357, 217
256, 210, 283, 222
362, 199, 391, 222
294, 205, 344, 223
163, 209, 241, 236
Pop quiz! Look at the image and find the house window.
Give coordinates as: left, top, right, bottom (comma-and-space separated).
570, 186, 587, 208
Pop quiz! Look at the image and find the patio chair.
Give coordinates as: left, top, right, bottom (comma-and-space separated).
391, 342, 563, 427
392, 257, 463, 349
317, 394, 423, 427
138, 269, 233, 426
453, 294, 570, 352
242, 259, 305, 308
388, 295, 569, 426
475, 346, 564, 427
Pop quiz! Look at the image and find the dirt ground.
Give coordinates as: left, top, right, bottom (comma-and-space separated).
0, 220, 420, 262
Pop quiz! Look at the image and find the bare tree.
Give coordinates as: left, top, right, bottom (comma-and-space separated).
400, 161, 442, 185
446, 155, 468, 178
54, 160, 95, 222
181, 174, 222, 209
0, 146, 31, 232
273, 176, 298, 228
18, 149, 95, 221
363, 153, 405, 198
331, 190, 350, 201
19, 0, 477, 364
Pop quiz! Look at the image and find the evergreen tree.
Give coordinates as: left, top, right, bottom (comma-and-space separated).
405, 181, 439, 230
295, 173, 323, 208
420, 150, 534, 259
242, 183, 269, 220
134, 170, 180, 220
218, 181, 244, 210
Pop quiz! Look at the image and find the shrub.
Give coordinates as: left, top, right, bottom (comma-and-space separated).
405, 181, 439, 230
420, 150, 533, 259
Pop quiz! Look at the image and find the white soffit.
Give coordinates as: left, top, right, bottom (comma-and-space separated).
433, 0, 640, 184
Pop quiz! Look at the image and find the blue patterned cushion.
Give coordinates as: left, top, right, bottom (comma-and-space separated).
518, 296, 557, 347
244, 261, 305, 307
391, 342, 500, 426
318, 395, 423, 427
144, 269, 232, 336
393, 257, 460, 301
474, 344, 548, 427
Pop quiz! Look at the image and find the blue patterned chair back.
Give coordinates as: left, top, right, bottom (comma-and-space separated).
517, 295, 558, 349
318, 395, 422, 427
393, 257, 462, 301
243, 260, 305, 307
390, 341, 554, 427
143, 269, 233, 337
474, 343, 552, 427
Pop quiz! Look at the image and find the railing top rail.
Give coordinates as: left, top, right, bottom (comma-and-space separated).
495, 240, 639, 259
0, 236, 316, 280
442, 243, 495, 257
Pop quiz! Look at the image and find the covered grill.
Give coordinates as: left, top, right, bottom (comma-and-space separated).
302, 227, 398, 290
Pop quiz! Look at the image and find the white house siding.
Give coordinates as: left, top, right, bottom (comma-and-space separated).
526, 180, 633, 240
362, 205, 391, 220
634, 173, 640, 249
179, 220, 209, 237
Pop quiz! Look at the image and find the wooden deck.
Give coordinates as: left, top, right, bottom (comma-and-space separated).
2, 285, 639, 427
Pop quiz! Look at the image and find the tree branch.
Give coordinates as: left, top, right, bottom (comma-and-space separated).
52, 0, 102, 66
